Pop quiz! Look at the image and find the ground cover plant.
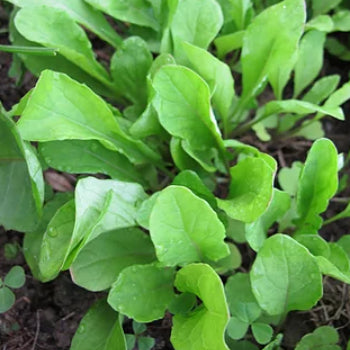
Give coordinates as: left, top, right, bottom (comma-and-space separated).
1, 0, 350, 349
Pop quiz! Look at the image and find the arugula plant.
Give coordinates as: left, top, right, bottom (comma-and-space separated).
1, 0, 350, 349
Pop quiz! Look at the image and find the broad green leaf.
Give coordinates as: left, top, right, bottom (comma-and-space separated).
302, 75, 340, 105
150, 186, 229, 266
214, 31, 245, 59
206, 243, 242, 274
170, 0, 223, 62
278, 161, 303, 196
71, 299, 126, 350
14, 6, 111, 87
295, 121, 324, 140
39, 140, 146, 185
295, 326, 340, 350
312, 0, 342, 17
225, 273, 262, 324
294, 30, 326, 97
4, 0, 121, 47
295, 139, 338, 234
111, 37, 153, 108
85, 0, 160, 30
262, 100, 344, 121
153, 65, 224, 170
136, 192, 160, 230
172, 170, 217, 208
229, 0, 253, 30
168, 292, 197, 315
70, 177, 147, 255
71, 228, 156, 291
0, 113, 43, 231
316, 256, 350, 284
0, 287, 15, 313
241, 0, 306, 99
171, 264, 229, 350
4, 266, 25, 289
305, 15, 334, 32
251, 234, 323, 315
23, 193, 73, 280
332, 10, 350, 32
295, 235, 330, 258
217, 157, 275, 223
17, 70, 161, 165
38, 200, 75, 281
108, 264, 175, 322
182, 42, 235, 122
251, 323, 273, 345
226, 317, 249, 340
246, 189, 291, 251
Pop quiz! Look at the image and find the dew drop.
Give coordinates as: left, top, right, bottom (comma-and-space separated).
48, 227, 58, 238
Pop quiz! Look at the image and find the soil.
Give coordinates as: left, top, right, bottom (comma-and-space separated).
1, 4, 350, 350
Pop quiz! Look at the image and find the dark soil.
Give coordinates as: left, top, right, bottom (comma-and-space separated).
1, 3, 350, 350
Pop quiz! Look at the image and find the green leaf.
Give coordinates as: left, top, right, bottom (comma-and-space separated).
246, 189, 291, 251
278, 161, 303, 196
305, 15, 334, 32
136, 192, 160, 230
14, 6, 111, 87
132, 320, 147, 335
226, 339, 259, 350
295, 120, 324, 140
71, 228, 156, 291
108, 264, 175, 322
4, 266, 25, 289
153, 65, 224, 170
316, 256, 350, 284
262, 334, 283, 350
207, 243, 242, 274
251, 323, 273, 345
225, 273, 262, 324
138, 337, 155, 350
312, 0, 342, 16
226, 317, 249, 340
322, 81, 350, 117
69, 177, 147, 257
168, 292, 197, 314
170, 0, 223, 62
150, 186, 229, 266
0, 113, 43, 231
251, 234, 323, 315
171, 264, 229, 350
332, 10, 350, 32
295, 235, 330, 258
214, 31, 245, 59
217, 157, 275, 223
295, 139, 338, 234
71, 299, 126, 350
241, 0, 306, 99
38, 200, 75, 281
295, 326, 340, 350
111, 37, 153, 108
17, 70, 161, 165
182, 42, 235, 122
337, 235, 350, 258
0, 287, 15, 313
294, 30, 326, 97
85, 0, 160, 30
302, 75, 340, 105
4, 0, 121, 47
39, 140, 146, 185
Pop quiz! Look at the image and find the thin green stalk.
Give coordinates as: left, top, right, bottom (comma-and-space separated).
0, 45, 59, 56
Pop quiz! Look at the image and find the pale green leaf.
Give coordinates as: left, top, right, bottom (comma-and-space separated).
4, 266, 25, 289
214, 31, 245, 59
332, 10, 350, 32
295, 326, 340, 350
305, 15, 334, 32
278, 161, 303, 196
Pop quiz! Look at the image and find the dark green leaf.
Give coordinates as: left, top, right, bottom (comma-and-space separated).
0, 287, 15, 313
295, 326, 340, 350
4, 266, 25, 289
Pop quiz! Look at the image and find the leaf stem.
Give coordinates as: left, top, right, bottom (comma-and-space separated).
0, 45, 59, 56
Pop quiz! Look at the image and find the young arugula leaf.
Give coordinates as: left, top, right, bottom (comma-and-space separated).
207, 243, 242, 274
305, 15, 334, 32
39, 140, 146, 185
182, 42, 235, 128
332, 10, 350, 32
169, 0, 223, 62
38, 200, 75, 282
4, 266, 25, 289
171, 264, 230, 350
217, 157, 275, 223
278, 161, 303, 196
153, 65, 225, 170
302, 75, 340, 105
111, 37, 153, 109
251, 323, 273, 345
71, 228, 156, 291
4, 0, 121, 47
251, 234, 323, 315
241, 0, 306, 100
295, 325, 341, 350
14, 6, 112, 87
312, 0, 342, 17
71, 299, 126, 350
0, 113, 43, 231
294, 30, 326, 97
0, 287, 15, 313
17, 70, 161, 165
295, 235, 331, 258
295, 138, 338, 234
150, 186, 229, 266
214, 31, 245, 59
85, 0, 160, 31
108, 264, 175, 322
321, 81, 350, 116
246, 189, 291, 251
